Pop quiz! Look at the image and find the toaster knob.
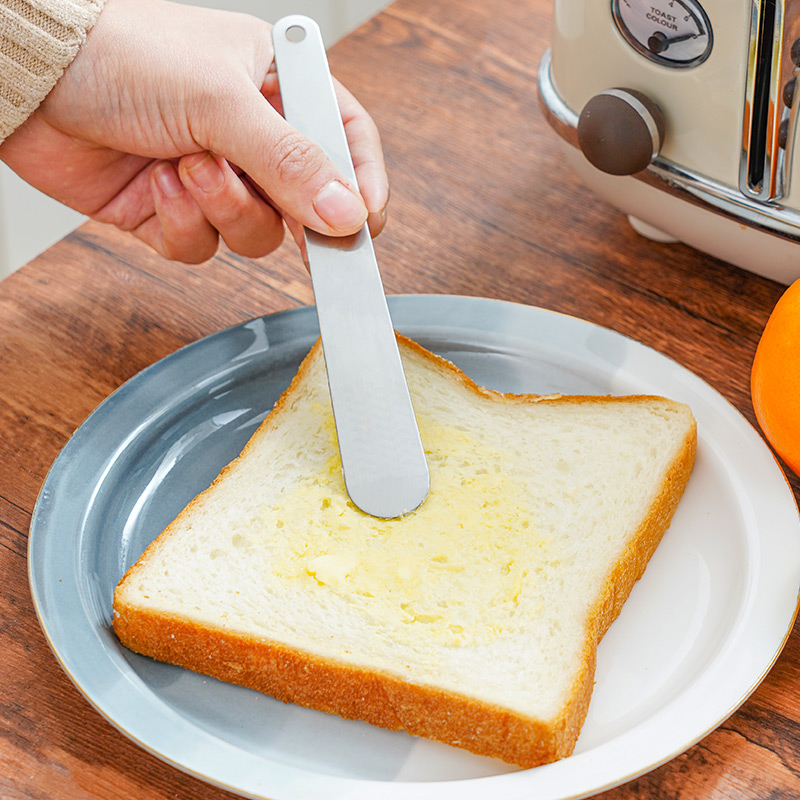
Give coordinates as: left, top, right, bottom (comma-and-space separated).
577, 89, 665, 175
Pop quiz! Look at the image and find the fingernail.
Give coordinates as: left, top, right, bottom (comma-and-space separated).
185, 153, 224, 193
367, 206, 388, 238
153, 163, 183, 198
313, 180, 367, 231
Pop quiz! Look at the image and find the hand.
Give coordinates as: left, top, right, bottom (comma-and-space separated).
0, 0, 388, 263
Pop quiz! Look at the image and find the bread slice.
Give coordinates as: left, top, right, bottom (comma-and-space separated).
113, 334, 696, 768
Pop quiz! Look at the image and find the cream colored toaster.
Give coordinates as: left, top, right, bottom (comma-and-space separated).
539, 0, 800, 284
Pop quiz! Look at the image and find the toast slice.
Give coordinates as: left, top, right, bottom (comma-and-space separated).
113, 334, 696, 768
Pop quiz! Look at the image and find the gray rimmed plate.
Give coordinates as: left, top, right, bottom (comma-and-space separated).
28, 295, 800, 800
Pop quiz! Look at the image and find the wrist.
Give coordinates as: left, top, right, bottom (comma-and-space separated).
0, 0, 106, 143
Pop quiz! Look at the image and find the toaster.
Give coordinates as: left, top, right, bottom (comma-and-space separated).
538, 0, 800, 284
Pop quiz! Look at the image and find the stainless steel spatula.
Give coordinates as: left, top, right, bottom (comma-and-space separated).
272, 15, 429, 518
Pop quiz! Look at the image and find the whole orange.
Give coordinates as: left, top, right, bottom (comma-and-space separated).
751, 279, 800, 477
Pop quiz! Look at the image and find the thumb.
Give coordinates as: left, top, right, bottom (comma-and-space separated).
210, 86, 368, 237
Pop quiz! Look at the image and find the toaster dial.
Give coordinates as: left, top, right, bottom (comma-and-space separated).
577, 89, 666, 175
612, 0, 713, 67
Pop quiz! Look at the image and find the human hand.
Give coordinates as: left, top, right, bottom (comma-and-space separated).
0, 0, 388, 263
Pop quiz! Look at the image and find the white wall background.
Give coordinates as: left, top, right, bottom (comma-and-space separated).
0, 0, 388, 280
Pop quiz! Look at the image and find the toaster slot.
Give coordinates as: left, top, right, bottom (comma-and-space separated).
746, 0, 776, 193
741, 0, 800, 202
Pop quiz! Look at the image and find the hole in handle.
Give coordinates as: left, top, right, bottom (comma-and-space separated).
285, 25, 306, 43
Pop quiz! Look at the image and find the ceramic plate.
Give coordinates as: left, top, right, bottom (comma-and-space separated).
28, 295, 800, 800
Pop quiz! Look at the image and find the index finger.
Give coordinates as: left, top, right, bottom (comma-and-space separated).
333, 79, 389, 234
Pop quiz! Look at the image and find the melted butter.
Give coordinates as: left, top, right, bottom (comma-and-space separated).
268, 406, 547, 647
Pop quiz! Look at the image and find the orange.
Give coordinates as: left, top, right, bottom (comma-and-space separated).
751, 278, 800, 477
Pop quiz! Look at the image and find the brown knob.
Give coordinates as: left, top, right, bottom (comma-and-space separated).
784, 77, 796, 108
577, 89, 666, 176
791, 37, 800, 68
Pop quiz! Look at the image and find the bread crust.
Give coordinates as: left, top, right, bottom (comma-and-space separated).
112, 334, 697, 768
113, 602, 580, 766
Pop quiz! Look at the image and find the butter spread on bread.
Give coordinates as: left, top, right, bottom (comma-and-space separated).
113, 334, 697, 768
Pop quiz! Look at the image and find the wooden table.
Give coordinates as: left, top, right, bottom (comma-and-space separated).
2, 0, 798, 797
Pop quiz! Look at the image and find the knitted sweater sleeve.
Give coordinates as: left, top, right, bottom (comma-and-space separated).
0, 0, 105, 142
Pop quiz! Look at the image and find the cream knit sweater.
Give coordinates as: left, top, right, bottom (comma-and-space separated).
0, 0, 105, 142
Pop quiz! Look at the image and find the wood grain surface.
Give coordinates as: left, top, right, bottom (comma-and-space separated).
1, 0, 798, 797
